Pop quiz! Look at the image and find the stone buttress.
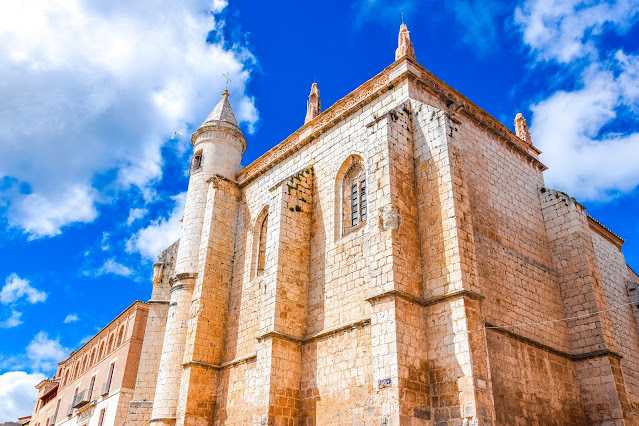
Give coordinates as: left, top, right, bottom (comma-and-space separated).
253, 168, 314, 425
541, 189, 635, 424
126, 241, 179, 425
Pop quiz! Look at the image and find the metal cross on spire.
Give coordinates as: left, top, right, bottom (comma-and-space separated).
223, 72, 232, 91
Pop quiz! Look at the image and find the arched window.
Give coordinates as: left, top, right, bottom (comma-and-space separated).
89, 348, 95, 367
342, 161, 367, 234
98, 342, 105, 360
108, 334, 114, 353
117, 326, 125, 346
257, 214, 268, 276
251, 207, 269, 279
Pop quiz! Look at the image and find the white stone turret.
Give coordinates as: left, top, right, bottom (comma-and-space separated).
150, 90, 245, 424
191, 89, 246, 180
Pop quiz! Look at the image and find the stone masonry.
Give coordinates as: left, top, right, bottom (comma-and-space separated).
123, 24, 639, 425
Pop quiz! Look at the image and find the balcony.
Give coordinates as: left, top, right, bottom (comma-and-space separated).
72, 390, 89, 409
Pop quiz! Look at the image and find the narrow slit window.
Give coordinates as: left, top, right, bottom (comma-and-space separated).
257, 214, 268, 276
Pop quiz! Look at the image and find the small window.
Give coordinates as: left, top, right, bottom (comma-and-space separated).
257, 214, 268, 276
97, 409, 106, 426
190, 152, 203, 173
105, 362, 115, 394
87, 375, 96, 401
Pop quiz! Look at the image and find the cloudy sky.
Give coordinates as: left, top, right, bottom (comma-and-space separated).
0, 0, 638, 420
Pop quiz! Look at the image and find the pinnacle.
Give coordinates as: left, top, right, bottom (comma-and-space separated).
395, 22, 415, 61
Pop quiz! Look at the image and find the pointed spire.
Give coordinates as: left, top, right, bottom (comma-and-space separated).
514, 113, 533, 145
305, 82, 321, 124
200, 89, 240, 129
395, 22, 415, 61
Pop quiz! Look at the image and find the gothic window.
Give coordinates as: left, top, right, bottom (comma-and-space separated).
343, 162, 367, 233
257, 213, 268, 276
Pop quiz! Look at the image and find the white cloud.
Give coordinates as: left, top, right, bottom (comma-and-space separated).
0, 310, 23, 328
0, 0, 258, 239
126, 208, 148, 226
0, 274, 47, 305
127, 192, 186, 261
96, 259, 133, 277
100, 232, 110, 251
0, 371, 46, 422
532, 56, 639, 200
63, 314, 78, 324
515, 0, 639, 63
83, 258, 133, 278
26, 331, 70, 372
9, 185, 99, 240
515, 0, 639, 200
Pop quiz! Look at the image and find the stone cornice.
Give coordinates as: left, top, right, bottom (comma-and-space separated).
405, 59, 546, 171
236, 57, 546, 187
485, 322, 622, 361
236, 61, 406, 187
303, 317, 371, 343
365, 288, 484, 307
588, 214, 624, 251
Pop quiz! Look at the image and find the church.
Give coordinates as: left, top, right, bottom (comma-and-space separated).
121, 23, 639, 425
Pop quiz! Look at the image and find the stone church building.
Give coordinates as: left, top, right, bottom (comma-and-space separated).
123, 24, 639, 425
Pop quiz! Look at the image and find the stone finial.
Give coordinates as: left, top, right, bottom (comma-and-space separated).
514, 113, 533, 145
305, 82, 321, 124
395, 23, 415, 61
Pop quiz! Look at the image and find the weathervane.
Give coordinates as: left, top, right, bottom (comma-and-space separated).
223, 72, 232, 91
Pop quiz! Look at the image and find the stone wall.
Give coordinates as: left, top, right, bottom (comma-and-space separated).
126, 241, 178, 425
591, 228, 639, 415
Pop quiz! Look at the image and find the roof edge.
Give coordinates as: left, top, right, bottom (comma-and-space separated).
57, 300, 149, 367
236, 56, 545, 186
588, 214, 624, 251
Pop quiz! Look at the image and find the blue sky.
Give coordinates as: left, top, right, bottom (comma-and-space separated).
1, 0, 638, 419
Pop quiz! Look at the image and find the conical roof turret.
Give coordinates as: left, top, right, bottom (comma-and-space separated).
200, 89, 240, 128
192, 89, 246, 153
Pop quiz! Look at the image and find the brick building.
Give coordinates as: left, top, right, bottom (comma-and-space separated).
121, 24, 639, 425
30, 301, 149, 426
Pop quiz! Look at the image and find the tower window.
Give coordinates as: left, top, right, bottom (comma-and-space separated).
190, 152, 203, 173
